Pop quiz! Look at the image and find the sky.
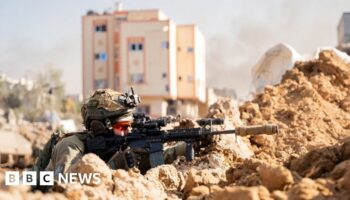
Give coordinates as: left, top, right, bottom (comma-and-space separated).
1, 0, 350, 97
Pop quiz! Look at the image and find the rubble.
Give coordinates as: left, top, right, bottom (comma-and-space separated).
145, 164, 185, 192
66, 153, 112, 186
3, 48, 350, 199
251, 43, 303, 94
240, 49, 350, 164
210, 185, 271, 200
111, 169, 169, 200
286, 178, 334, 200
257, 163, 294, 191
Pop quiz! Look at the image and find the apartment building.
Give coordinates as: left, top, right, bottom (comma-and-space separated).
82, 5, 206, 117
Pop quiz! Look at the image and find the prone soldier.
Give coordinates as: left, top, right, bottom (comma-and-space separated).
34, 88, 188, 177
34, 88, 278, 183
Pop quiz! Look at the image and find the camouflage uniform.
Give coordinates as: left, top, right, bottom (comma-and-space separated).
34, 89, 186, 177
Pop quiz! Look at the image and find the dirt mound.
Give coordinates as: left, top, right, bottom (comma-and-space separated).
240, 50, 350, 164
234, 49, 350, 199
3, 49, 350, 199
258, 163, 294, 191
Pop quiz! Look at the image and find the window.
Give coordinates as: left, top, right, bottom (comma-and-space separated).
131, 44, 136, 51
99, 52, 107, 61
129, 43, 143, 51
101, 25, 107, 32
95, 52, 107, 61
177, 47, 181, 52
116, 16, 127, 21
165, 84, 169, 92
94, 79, 106, 89
95, 25, 107, 32
130, 73, 144, 84
187, 47, 194, 53
95, 53, 100, 60
161, 41, 169, 49
162, 73, 167, 78
138, 44, 143, 51
178, 76, 182, 81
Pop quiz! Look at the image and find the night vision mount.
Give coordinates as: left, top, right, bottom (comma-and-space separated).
119, 87, 141, 108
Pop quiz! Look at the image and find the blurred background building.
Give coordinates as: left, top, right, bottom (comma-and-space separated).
337, 12, 350, 54
82, 3, 206, 117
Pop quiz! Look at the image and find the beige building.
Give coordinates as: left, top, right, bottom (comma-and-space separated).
82, 6, 206, 117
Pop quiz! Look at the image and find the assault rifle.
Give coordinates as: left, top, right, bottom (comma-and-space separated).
85, 113, 278, 169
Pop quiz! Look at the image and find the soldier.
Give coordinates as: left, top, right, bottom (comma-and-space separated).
34, 88, 186, 178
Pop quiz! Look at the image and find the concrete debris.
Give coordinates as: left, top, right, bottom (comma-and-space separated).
251, 43, 303, 94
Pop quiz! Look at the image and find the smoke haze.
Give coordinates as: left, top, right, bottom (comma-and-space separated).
0, 0, 350, 97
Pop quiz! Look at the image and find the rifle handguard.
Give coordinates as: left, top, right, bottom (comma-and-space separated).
236, 124, 278, 136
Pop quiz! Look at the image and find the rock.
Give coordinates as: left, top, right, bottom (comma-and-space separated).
211, 186, 271, 200
145, 164, 185, 191
207, 98, 242, 126
289, 146, 341, 178
226, 158, 263, 186
287, 178, 333, 200
330, 160, 350, 179
338, 169, 350, 191
340, 140, 350, 160
258, 163, 294, 191
64, 184, 113, 200
340, 96, 350, 112
271, 190, 288, 200
66, 153, 112, 186
183, 168, 222, 196
111, 169, 167, 199
187, 186, 210, 200
251, 134, 274, 147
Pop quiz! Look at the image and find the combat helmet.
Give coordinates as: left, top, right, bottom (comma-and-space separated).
81, 88, 140, 131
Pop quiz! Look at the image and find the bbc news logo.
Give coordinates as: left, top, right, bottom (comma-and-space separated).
5, 171, 101, 186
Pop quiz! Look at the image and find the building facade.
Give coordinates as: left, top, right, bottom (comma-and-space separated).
82, 7, 206, 117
